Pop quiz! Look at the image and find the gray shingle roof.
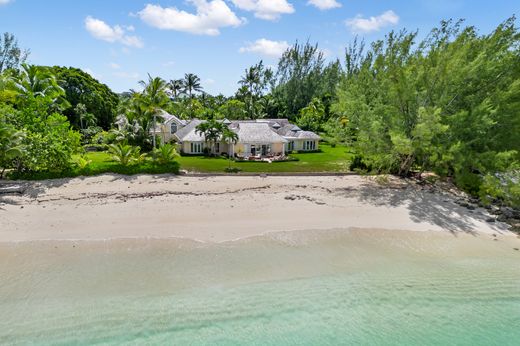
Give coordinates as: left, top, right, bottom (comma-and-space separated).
275, 124, 321, 140
175, 118, 318, 143
234, 123, 288, 143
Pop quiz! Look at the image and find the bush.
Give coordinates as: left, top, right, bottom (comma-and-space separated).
108, 143, 143, 166
152, 144, 180, 165
225, 167, 241, 173
81, 126, 103, 144
92, 130, 117, 145
349, 155, 370, 172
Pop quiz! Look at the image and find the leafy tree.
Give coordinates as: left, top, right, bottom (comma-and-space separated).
217, 99, 247, 120
0, 33, 29, 73
49, 66, 119, 129
0, 116, 25, 178
296, 97, 325, 133
272, 41, 340, 118
332, 17, 520, 203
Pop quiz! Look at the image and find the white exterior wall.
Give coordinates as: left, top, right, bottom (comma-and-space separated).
286, 139, 319, 152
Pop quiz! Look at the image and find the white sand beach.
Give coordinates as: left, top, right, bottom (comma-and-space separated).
0, 174, 513, 242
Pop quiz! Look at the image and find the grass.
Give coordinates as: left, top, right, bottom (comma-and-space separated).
176, 144, 353, 173
10, 144, 352, 180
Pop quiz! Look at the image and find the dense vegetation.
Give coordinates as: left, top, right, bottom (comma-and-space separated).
0, 18, 519, 207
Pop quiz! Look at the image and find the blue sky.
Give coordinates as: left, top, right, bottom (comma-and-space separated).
1, 0, 518, 95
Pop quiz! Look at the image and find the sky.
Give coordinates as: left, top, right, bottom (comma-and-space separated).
1, 0, 518, 95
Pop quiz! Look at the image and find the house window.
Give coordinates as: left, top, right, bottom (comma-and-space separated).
191, 142, 202, 154
170, 123, 178, 134
288, 141, 294, 151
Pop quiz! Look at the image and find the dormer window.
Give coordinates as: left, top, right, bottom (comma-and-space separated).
170, 123, 178, 134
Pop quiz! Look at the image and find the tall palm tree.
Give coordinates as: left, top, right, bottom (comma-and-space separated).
239, 66, 261, 119
138, 74, 169, 150
183, 73, 203, 118
167, 79, 184, 99
183, 73, 202, 99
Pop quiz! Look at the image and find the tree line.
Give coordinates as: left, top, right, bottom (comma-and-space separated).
1, 18, 519, 207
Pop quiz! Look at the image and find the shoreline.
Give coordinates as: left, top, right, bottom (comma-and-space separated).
0, 174, 513, 243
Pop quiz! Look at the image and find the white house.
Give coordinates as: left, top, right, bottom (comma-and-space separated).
172, 117, 320, 156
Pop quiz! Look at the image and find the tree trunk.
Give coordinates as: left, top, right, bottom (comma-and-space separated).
152, 114, 157, 150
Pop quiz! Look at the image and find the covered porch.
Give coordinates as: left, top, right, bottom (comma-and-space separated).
232, 142, 286, 161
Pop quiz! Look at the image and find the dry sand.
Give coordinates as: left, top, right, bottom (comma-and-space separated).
0, 174, 513, 243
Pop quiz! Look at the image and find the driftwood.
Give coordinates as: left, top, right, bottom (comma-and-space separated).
0, 185, 25, 194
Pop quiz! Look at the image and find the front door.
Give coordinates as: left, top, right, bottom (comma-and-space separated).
261, 145, 268, 155
251, 145, 256, 155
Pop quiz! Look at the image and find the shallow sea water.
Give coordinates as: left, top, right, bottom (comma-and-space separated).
0, 229, 519, 345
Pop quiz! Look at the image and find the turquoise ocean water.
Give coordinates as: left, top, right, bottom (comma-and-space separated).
0, 229, 519, 345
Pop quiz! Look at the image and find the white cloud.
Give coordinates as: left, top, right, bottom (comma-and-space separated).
345, 10, 399, 33
85, 16, 144, 48
138, 1, 244, 36
109, 62, 121, 69
231, 0, 294, 21
307, 0, 341, 10
0, 0, 12, 5
239, 38, 290, 58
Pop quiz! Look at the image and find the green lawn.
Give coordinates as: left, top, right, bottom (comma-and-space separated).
175, 144, 353, 173
13, 144, 352, 180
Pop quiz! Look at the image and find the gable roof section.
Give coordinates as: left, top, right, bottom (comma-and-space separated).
174, 119, 204, 142
234, 123, 288, 143
159, 111, 187, 126
275, 124, 321, 140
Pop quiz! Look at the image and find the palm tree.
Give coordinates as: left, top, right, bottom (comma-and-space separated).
167, 79, 184, 99
138, 74, 169, 150
183, 73, 202, 99
74, 103, 96, 129
154, 143, 180, 165
221, 127, 239, 169
108, 143, 141, 166
14, 64, 63, 98
195, 119, 225, 156
182, 73, 203, 118
239, 66, 261, 119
